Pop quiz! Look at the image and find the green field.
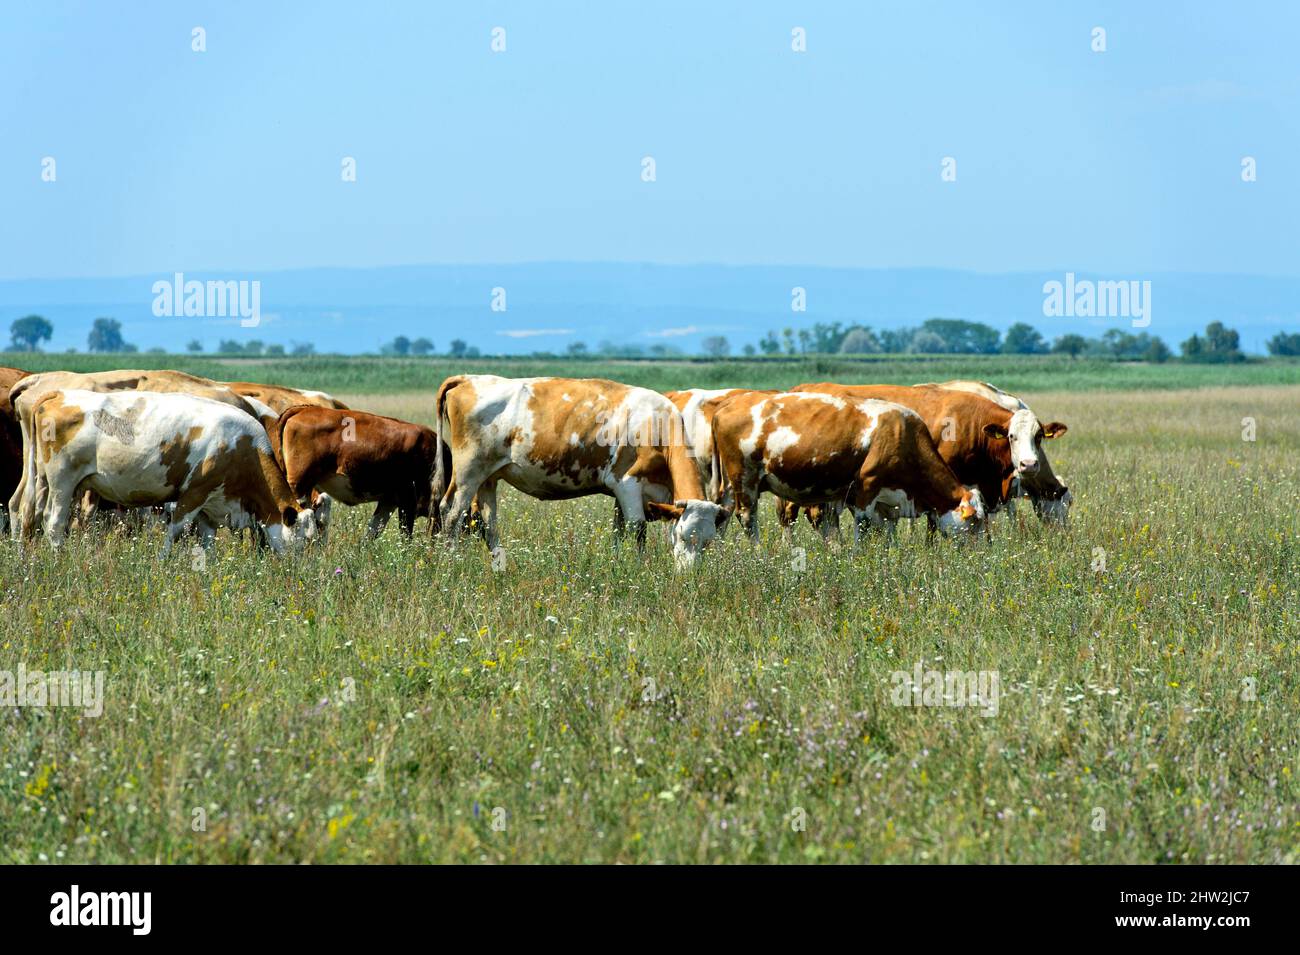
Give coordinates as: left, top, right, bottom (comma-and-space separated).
4, 351, 1299, 396
1, 360, 1297, 862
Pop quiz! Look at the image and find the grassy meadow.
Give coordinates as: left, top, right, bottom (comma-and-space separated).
1, 360, 1297, 862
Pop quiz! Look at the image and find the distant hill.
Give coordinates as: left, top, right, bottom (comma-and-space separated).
1, 263, 1297, 355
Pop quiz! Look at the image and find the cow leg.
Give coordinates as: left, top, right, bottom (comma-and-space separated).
475, 480, 501, 551
162, 506, 201, 558
41, 485, 76, 548
440, 470, 488, 543
367, 501, 395, 539
398, 497, 417, 538
611, 499, 626, 537
610, 479, 646, 551
775, 498, 798, 543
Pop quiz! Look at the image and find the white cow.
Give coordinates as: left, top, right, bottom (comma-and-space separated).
31, 389, 314, 554
433, 375, 729, 569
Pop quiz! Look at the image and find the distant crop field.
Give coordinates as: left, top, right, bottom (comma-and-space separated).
3, 351, 1299, 396
2, 376, 1296, 863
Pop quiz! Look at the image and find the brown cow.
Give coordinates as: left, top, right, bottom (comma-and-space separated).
711, 391, 985, 543
787, 383, 1065, 534
277, 406, 436, 541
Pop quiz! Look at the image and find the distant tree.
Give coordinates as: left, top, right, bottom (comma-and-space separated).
448, 339, 468, 358
390, 336, 411, 356
1182, 322, 1244, 363
1001, 322, 1048, 355
411, 337, 435, 355
290, 341, 316, 356
243, 340, 266, 357
146, 347, 166, 355
465, 345, 481, 358
1052, 334, 1088, 358
648, 343, 682, 358
781, 328, 796, 356
186, 339, 204, 353
742, 343, 756, 357
910, 329, 947, 354
9, 315, 53, 352
701, 335, 730, 358
87, 317, 126, 353
1266, 331, 1300, 356
217, 339, 244, 354
839, 327, 881, 354
1143, 336, 1171, 363
565, 341, 589, 358
919, 318, 1001, 354
758, 331, 781, 355
796, 329, 812, 354
121, 343, 139, 353
809, 322, 847, 354
878, 328, 914, 353
266, 343, 285, 356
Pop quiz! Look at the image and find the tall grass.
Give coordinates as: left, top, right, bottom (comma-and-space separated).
1, 384, 1296, 862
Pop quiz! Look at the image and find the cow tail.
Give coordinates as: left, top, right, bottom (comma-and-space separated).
709, 417, 725, 505
431, 376, 464, 529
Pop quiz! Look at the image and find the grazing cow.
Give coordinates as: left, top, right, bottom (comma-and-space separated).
8, 370, 265, 540
222, 381, 348, 415
711, 391, 985, 543
277, 405, 436, 541
30, 390, 313, 554
790, 383, 1062, 531
925, 380, 1071, 523
433, 375, 729, 569
0, 366, 29, 532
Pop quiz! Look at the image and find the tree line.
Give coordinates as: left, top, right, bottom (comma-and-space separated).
6, 313, 1300, 362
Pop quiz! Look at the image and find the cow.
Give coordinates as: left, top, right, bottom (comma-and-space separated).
277, 405, 436, 542
0, 365, 29, 532
8, 370, 268, 540
222, 381, 349, 415
711, 391, 985, 544
29, 389, 314, 554
788, 383, 1063, 535
925, 380, 1071, 523
433, 375, 729, 569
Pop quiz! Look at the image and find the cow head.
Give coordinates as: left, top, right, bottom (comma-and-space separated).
984, 411, 1068, 478
934, 487, 986, 538
264, 505, 317, 553
646, 499, 731, 570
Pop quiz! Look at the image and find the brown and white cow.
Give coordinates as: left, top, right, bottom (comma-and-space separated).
790, 383, 1062, 531
30, 389, 313, 554
222, 381, 348, 415
925, 380, 1071, 523
277, 405, 436, 541
711, 391, 985, 543
0, 366, 30, 532
433, 375, 729, 569
8, 369, 267, 540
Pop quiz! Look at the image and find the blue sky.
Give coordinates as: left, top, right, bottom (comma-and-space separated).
2, 1, 1297, 282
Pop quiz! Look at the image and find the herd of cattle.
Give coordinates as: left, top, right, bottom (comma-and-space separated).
0, 367, 1070, 568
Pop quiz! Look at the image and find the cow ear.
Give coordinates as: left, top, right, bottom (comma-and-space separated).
714, 507, 732, 529
1042, 421, 1068, 439
282, 506, 297, 527
645, 501, 685, 521
982, 423, 1008, 441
